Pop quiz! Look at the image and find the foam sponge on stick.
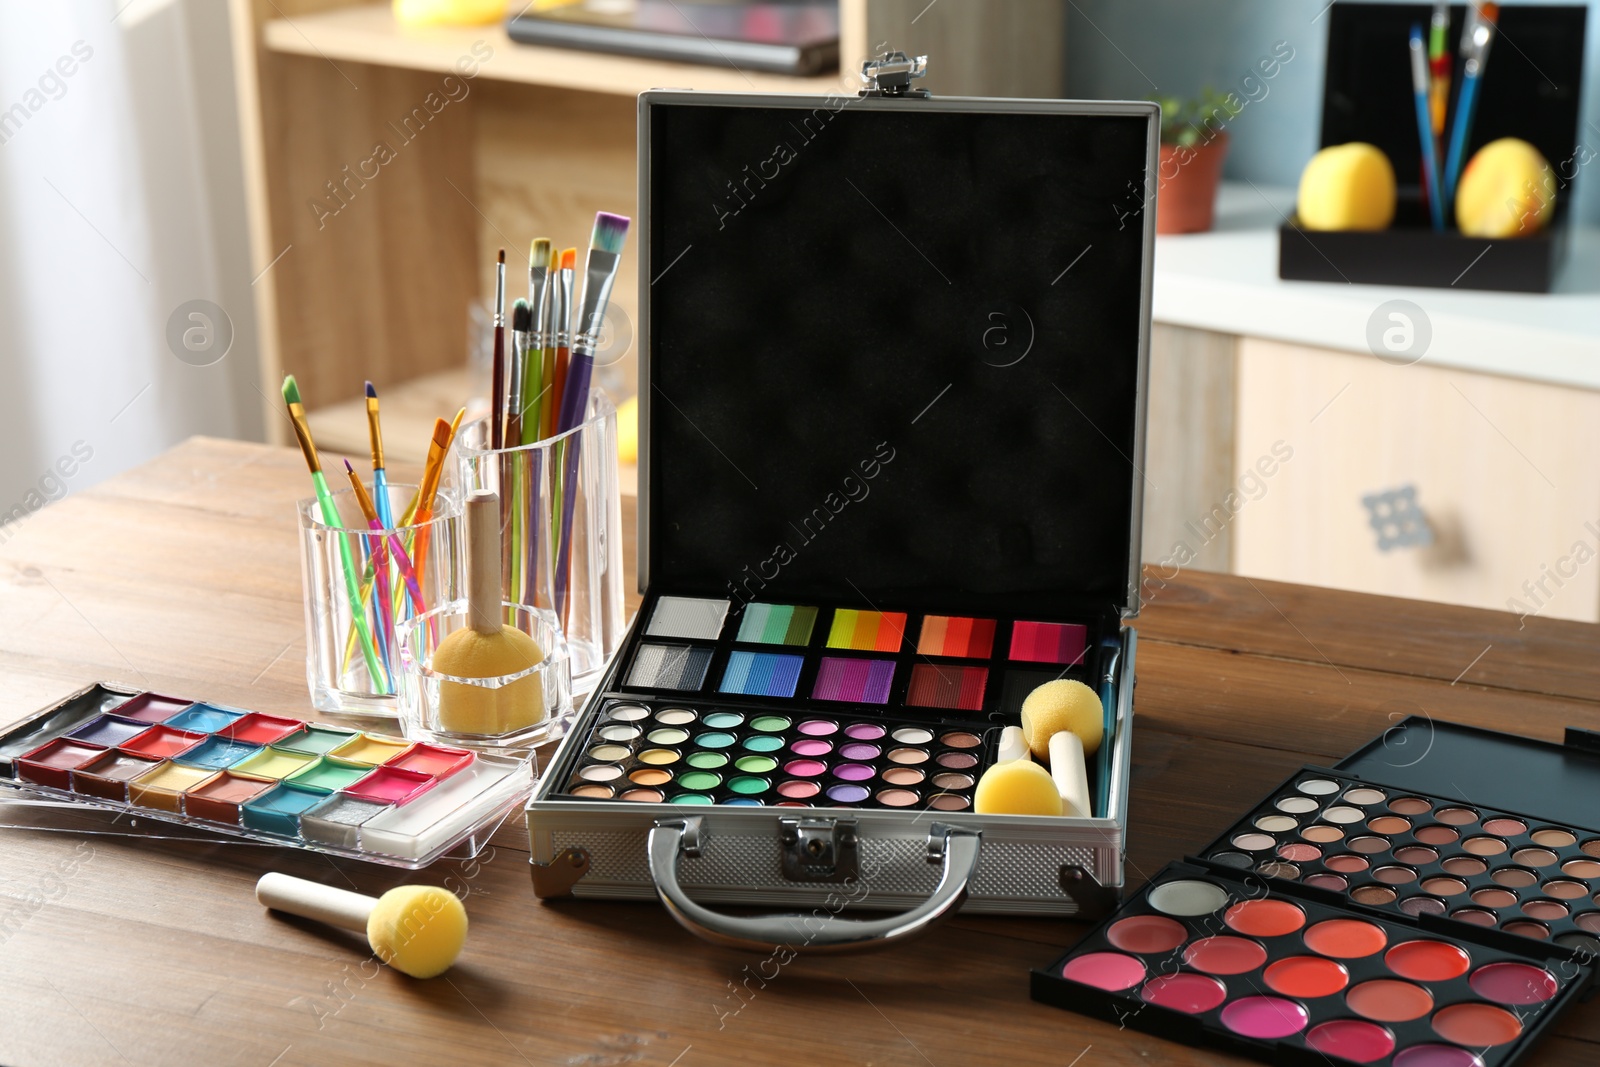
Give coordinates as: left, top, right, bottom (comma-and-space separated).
431, 490, 545, 734
1048, 730, 1093, 818
256, 873, 468, 978
1020, 679, 1103, 761
996, 725, 1029, 764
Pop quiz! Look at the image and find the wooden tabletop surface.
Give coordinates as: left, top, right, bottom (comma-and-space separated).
1, 436, 1597, 1066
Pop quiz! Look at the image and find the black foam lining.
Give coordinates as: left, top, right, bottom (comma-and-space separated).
643, 96, 1155, 617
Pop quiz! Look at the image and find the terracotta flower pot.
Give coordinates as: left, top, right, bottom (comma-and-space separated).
1156, 133, 1229, 235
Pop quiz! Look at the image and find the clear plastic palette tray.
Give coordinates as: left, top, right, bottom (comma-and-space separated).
0, 683, 535, 869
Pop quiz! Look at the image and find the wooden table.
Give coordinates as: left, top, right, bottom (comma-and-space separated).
2, 436, 1598, 1066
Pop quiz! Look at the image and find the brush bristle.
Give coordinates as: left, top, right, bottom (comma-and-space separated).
432, 418, 453, 449
548, 246, 561, 270
530, 237, 551, 266
497, 248, 506, 264
364, 380, 377, 399
590, 212, 630, 256
281, 375, 301, 407
561, 248, 576, 271
344, 458, 355, 473
511, 298, 531, 332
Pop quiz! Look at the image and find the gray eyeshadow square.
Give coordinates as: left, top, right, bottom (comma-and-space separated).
627, 643, 713, 691
644, 596, 730, 640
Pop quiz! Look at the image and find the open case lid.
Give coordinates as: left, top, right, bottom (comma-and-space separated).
1338, 715, 1600, 833
1320, 3, 1587, 204
637, 91, 1158, 620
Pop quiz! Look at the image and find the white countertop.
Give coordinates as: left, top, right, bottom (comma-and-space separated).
1153, 183, 1600, 390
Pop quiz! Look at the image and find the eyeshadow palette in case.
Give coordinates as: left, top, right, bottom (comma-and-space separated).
527, 87, 1158, 948
0, 682, 533, 868
1033, 860, 1593, 1067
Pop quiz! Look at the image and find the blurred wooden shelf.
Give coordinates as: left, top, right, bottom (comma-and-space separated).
261, 3, 841, 96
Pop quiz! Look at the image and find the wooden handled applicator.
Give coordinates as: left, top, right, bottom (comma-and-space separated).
256, 873, 468, 979
430, 489, 545, 734
1021, 679, 1104, 818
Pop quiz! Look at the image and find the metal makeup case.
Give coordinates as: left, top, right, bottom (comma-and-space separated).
527, 60, 1158, 952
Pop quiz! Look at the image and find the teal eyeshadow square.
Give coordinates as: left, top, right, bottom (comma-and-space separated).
241, 783, 329, 836
274, 726, 358, 756
174, 736, 261, 770
163, 703, 244, 733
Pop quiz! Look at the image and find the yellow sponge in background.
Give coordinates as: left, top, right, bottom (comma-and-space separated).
394, 0, 507, 28
1297, 143, 1396, 231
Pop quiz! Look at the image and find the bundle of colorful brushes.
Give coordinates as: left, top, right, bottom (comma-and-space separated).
283, 375, 465, 696
489, 210, 630, 629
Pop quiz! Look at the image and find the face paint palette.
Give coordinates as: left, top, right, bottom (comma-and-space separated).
0, 682, 532, 869
1034, 861, 1591, 1067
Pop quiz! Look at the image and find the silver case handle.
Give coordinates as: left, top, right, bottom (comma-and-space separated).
646, 817, 982, 954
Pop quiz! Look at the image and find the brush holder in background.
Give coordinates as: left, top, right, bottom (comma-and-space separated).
298, 485, 463, 717
455, 392, 627, 700
396, 601, 572, 751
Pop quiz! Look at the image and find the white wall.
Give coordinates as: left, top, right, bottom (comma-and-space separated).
0, 0, 261, 535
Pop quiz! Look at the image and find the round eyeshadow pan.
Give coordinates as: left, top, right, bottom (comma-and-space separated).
646, 728, 689, 745
1436, 807, 1479, 825
928, 794, 969, 811
1562, 859, 1600, 878
1533, 828, 1576, 848
783, 759, 826, 777
670, 794, 711, 805
1343, 787, 1386, 805
1348, 978, 1433, 1022
1373, 866, 1417, 885
742, 735, 785, 752
607, 704, 650, 721
824, 783, 868, 803
1304, 919, 1387, 958
723, 798, 763, 807
655, 709, 697, 725
587, 744, 631, 762
693, 731, 736, 749
1301, 825, 1344, 843
1257, 861, 1300, 880
888, 748, 929, 765
1210, 852, 1253, 869
1255, 815, 1297, 833
1450, 908, 1497, 927
1394, 846, 1438, 865
1232, 833, 1276, 852
702, 712, 744, 729
839, 743, 880, 761
931, 772, 973, 790
1578, 912, 1600, 934
1325, 854, 1370, 874
1263, 955, 1349, 997
777, 780, 819, 798
686, 751, 729, 769
1323, 805, 1365, 824
1470, 962, 1558, 1005
936, 752, 977, 770
799, 719, 839, 737
734, 755, 777, 773
1305, 873, 1348, 891
1351, 885, 1397, 905
1414, 824, 1459, 845
1106, 915, 1189, 954
1147, 879, 1230, 917
751, 716, 790, 732
1182, 935, 1266, 974
1492, 867, 1537, 888
1139, 973, 1228, 1014
1393, 1046, 1489, 1067
832, 764, 874, 781
1483, 817, 1527, 836
1349, 836, 1390, 854
1557, 932, 1600, 952
1388, 796, 1433, 815
843, 723, 885, 740
569, 784, 613, 798
1386, 940, 1471, 981
877, 788, 919, 807
1298, 779, 1340, 795
1276, 796, 1319, 814
882, 767, 924, 786
940, 731, 981, 749
1462, 836, 1507, 856
1471, 887, 1517, 909
618, 788, 663, 802
1225, 899, 1305, 937
890, 726, 931, 744
728, 776, 768, 795
637, 749, 680, 766
1431, 1002, 1522, 1047
1220, 996, 1308, 1039
630, 768, 672, 786
1440, 856, 1486, 877
676, 771, 721, 790
1523, 899, 1569, 920
790, 739, 832, 757
1306, 1019, 1396, 1064
1278, 843, 1321, 862
1060, 952, 1145, 991
1369, 816, 1411, 835
598, 725, 642, 742
1399, 896, 1448, 916
1513, 847, 1559, 867
1502, 920, 1550, 940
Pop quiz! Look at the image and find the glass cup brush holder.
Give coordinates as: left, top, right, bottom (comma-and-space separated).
396, 601, 573, 752
298, 485, 463, 717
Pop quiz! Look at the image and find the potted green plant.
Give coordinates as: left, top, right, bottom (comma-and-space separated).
1151, 89, 1237, 234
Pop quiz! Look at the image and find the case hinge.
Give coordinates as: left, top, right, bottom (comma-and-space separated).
530, 847, 591, 898
859, 50, 930, 98
1059, 863, 1119, 914
780, 817, 860, 882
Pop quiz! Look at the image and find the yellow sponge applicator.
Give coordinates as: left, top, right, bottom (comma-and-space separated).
1020, 679, 1103, 761
257, 873, 469, 979
973, 758, 1063, 816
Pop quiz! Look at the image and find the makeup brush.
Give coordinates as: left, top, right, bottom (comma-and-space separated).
344, 459, 397, 677
283, 375, 384, 687
552, 247, 576, 429
365, 381, 399, 656
342, 458, 426, 612
1444, 3, 1498, 206
505, 299, 533, 601
524, 238, 552, 439
506, 300, 531, 450
430, 489, 547, 735
490, 248, 507, 451
257, 873, 468, 979
538, 244, 561, 442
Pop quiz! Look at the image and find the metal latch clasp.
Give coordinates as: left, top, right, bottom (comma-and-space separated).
779, 817, 859, 881
860, 50, 930, 98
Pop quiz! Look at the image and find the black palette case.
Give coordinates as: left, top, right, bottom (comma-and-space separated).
526, 88, 1159, 951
